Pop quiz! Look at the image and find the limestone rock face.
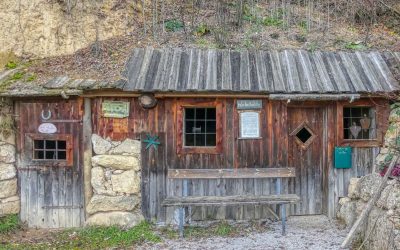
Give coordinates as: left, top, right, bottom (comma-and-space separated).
358, 173, 382, 202
86, 195, 139, 214
337, 197, 356, 227
111, 170, 140, 194
0, 196, 20, 214
0, 0, 135, 58
0, 179, 17, 199
92, 155, 140, 170
109, 139, 141, 156
348, 178, 360, 199
91, 167, 116, 196
86, 211, 144, 228
92, 134, 112, 155
0, 163, 16, 181
385, 184, 400, 210
0, 144, 15, 163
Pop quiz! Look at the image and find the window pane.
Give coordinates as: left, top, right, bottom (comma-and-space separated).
34, 140, 44, 149
185, 108, 195, 119
352, 108, 361, 117
196, 108, 206, 120
207, 108, 216, 119
343, 117, 350, 129
58, 141, 66, 150
58, 151, 66, 160
45, 151, 56, 159
206, 121, 216, 133
195, 134, 205, 146
343, 108, 351, 117
195, 121, 205, 133
185, 134, 195, 146
35, 150, 44, 159
46, 140, 56, 149
206, 134, 216, 146
185, 121, 194, 133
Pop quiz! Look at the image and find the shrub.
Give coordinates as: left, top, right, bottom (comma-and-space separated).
165, 19, 184, 32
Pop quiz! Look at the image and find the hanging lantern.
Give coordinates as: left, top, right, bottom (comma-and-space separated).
360, 114, 371, 131
350, 122, 361, 139
139, 93, 157, 109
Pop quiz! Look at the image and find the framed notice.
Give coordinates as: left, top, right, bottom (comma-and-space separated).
239, 111, 260, 138
102, 101, 129, 118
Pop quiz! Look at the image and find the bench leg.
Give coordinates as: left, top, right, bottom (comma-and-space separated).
179, 206, 184, 238
281, 204, 286, 236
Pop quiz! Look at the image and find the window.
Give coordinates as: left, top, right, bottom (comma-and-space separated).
296, 127, 313, 144
184, 108, 216, 147
33, 139, 67, 160
26, 134, 73, 166
343, 107, 376, 140
176, 100, 223, 154
290, 122, 316, 148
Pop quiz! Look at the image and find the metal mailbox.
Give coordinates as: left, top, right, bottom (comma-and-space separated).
334, 146, 352, 169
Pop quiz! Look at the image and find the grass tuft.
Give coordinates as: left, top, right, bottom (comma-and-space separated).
0, 214, 20, 234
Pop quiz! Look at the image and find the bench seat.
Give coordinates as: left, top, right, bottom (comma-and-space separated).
162, 194, 301, 207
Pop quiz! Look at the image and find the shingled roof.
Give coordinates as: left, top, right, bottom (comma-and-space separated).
121, 48, 400, 94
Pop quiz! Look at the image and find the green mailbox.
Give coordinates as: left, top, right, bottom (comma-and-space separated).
334, 146, 352, 169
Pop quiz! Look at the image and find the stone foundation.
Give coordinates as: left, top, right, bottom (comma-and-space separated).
0, 99, 19, 216
85, 134, 143, 228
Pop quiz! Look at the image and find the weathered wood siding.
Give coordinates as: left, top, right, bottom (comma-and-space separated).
16, 99, 85, 228
91, 97, 389, 222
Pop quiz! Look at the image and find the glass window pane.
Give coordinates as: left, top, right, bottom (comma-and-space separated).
206, 134, 216, 146
58, 141, 66, 150
58, 151, 66, 160
343, 117, 350, 129
185, 134, 195, 146
35, 150, 44, 159
207, 108, 216, 119
46, 140, 56, 149
185, 121, 194, 133
195, 134, 205, 146
196, 108, 206, 120
195, 121, 206, 133
206, 121, 216, 133
34, 140, 44, 149
343, 108, 350, 117
45, 151, 56, 159
185, 108, 195, 119
352, 108, 361, 117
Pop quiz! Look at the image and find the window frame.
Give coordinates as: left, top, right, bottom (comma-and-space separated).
183, 107, 217, 147
25, 133, 73, 166
337, 99, 388, 147
176, 99, 223, 154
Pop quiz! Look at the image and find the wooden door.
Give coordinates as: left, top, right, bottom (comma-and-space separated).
288, 107, 324, 215
17, 99, 84, 228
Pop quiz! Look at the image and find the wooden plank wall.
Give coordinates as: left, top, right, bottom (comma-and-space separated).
16, 99, 85, 228
91, 97, 387, 222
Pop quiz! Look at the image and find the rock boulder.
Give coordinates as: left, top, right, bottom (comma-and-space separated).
86, 195, 139, 214
111, 170, 140, 194
85, 211, 144, 228
92, 155, 140, 170
0, 178, 17, 199
0, 163, 16, 181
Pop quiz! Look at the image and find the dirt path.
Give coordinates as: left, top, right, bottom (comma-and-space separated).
148, 215, 348, 250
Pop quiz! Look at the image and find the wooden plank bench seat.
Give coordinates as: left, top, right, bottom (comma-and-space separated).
162, 167, 300, 237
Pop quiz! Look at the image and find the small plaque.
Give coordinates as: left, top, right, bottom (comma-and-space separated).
240, 112, 260, 138
38, 123, 57, 134
237, 100, 262, 110
102, 101, 129, 118
334, 147, 352, 169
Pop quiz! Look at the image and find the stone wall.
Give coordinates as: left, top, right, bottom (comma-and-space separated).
337, 102, 400, 249
0, 99, 19, 216
85, 134, 143, 228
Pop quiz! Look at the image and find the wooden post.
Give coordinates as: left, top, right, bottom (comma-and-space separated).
341, 155, 399, 248
82, 98, 93, 219
276, 178, 286, 235
179, 179, 188, 238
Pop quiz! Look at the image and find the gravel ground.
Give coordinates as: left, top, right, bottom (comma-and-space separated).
148, 215, 348, 250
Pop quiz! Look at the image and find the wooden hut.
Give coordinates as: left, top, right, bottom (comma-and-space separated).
0, 48, 399, 228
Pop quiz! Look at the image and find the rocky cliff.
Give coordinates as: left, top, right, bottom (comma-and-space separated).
0, 0, 134, 58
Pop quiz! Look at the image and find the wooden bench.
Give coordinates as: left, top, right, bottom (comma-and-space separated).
162, 168, 300, 237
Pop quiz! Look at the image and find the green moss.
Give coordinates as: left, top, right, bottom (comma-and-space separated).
5, 61, 17, 70
0, 214, 20, 234
26, 74, 37, 82
10, 72, 24, 81
344, 41, 366, 50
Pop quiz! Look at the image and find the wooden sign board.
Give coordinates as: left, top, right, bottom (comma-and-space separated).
102, 101, 129, 118
237, 100, 262, 110
240, 111, 260, 138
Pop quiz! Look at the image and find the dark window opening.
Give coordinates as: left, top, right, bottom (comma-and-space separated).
184, 108, 216, 147
33, 140, 67, 160
343, 107, 376, 140
296, 127, 313, 144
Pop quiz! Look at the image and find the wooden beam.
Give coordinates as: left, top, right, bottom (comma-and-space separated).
167, 168, 296, 179
162, 194, 301, 206
82, 98, 93, 219
269, 94, 361, 101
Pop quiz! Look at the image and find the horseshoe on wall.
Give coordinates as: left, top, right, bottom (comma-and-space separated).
41, 110, 52, 120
